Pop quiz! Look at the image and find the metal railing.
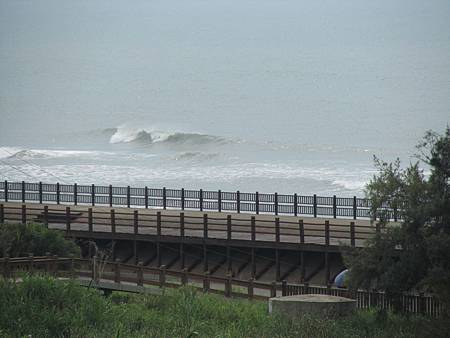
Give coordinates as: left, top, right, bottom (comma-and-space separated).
0, 180, 400, 220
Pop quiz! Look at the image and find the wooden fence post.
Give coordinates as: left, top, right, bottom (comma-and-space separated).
21, 204, 26, 224
350, 222, 355, 247
199, 189, 203, 211
145, 186, 149, 209
91, 184, 95, 206
44, 205, 48, 226
109, 184, 113, 207
111, 209, 116, 234
353, 196, 357, 220
203, 271, 210, 292
270, 281, 277, 298
248, 278, 254, 300
0, 204, 4, 223
255, 191, 259, 215
299, 219, 304, 244
4, 180, 8, 202
325, 220, 330, 246
181, 268, 188, 285
134, 210, 139, 235
137, 261, 143, 286
225, 272, 232, 297
22, 181, 25, 203
251, 216, 256, 242
275, 217, 280, 244
282, 280, 287, 296
66, 206, 71, 233
127, 186, 131, 208
159, 265, 166, 287
88, 208, 93, 232
39, 181, 43, 204
180, 212, 185, 238
313, 194, 317, 217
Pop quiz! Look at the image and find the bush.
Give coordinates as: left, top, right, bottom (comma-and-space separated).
0, 222, 80, 258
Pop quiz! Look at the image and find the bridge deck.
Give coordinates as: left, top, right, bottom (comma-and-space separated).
1, 202, 389, 250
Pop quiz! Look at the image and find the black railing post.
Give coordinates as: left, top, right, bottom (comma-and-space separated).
56, 182, 60, 205
91, 184, 95, 206
255, 191, 259, 215
74, 183, 77, 205
127, 186, 131, 208
22, 181, 25, 203
4, 180, 7, 202
109, 185, 113, 207
66, 206, 71, 233
162, 187, 167, 210
199, 189, 203, 211
181, 188, 185, 210
88, 208, 93, 232
313, 194, 317, 218
353, 196, 357, 220
218, 189, 221, 212
144, 186, 148, 209
274, 192, 278, 215
294, 193, 298, 216
39, 181, 43, 204
236, 191, 240, 213
333, 195, 337, 219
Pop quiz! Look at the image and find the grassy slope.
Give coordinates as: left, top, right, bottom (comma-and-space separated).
0, 276, 448, 338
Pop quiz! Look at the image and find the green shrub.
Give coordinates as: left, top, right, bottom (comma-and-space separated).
0, 222, 79, 258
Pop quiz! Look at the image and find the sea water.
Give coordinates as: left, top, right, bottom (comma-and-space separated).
0, 0, 449, 196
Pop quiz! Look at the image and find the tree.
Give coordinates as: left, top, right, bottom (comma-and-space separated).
345, 127, 450, 313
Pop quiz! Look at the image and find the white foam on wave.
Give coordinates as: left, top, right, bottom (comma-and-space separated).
1, 147, 112, 160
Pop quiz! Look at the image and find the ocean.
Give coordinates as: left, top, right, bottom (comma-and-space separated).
0, 0, 449, 197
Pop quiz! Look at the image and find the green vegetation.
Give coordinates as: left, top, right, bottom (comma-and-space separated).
0, 222, 79, 258
0, 276, 448, 338
345, 128, 450, 313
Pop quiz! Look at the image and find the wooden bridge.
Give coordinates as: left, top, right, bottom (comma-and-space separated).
0, 255, 442, 317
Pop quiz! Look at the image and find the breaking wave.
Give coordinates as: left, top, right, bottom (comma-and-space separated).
108, 126, 228, 146
1, 147, 108, 160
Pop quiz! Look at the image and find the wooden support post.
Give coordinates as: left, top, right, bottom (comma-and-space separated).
225, 272, 232, 297
282, 280, 287, 296
274, 192, 278, 215
255, 191, 259, 215
181, 188, 185, 210
159, 265, 166, 287
180, 243, 185, 270
236, 190, 240, 213
203, 213, 208, 239
109, 184, 113, 207
88, 208, 93, 232
299, 219, 304, 244
144, 186, 148, 209
275, 217, 280, 243
248, 278, 254, 299
0, 204, 4, 223
333, 195, 337, 218
270, 281, 277, 298
65, 206, 71, 233
275, 249, 280, 281
137, 261, 144, 286
162, 187, 166, 210
325, 220, 330, 246
56, 182, 60, 205
39, 181, 43, 204
181, 268, 188, 285
227, 215, 232, 240
111, 209, 116, 234
294, 193, 298, 216
350, 221, 355, 247
133, 240, 138, 265
325, 252, 330, 284
227, 214, 232, 272
22, 181, 25, 203
44, 205, 48, 226
21, 204, 26, 224
91, 184, 95, 206
74, 183, 77, 205
157, 211, 161, 267
353, 196, 357, 220
157, 242, 161, 267
199, 189, 203, 211
203, 244, 208, 272
157, 211, 161, 236
126, 186, 131, 208
134, 210, 139, 235
251, 248, 256, 278
313, 194, 317, 218
203, 271, 210, 292
114, 259, 121, 283
300, 251, 305, 282
180, 212, 185, 238
4, 180, 7, 202
251, 216, 256, 242
218, 189, 221, 212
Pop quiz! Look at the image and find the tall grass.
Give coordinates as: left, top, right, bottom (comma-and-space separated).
0, 276, 448, 338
